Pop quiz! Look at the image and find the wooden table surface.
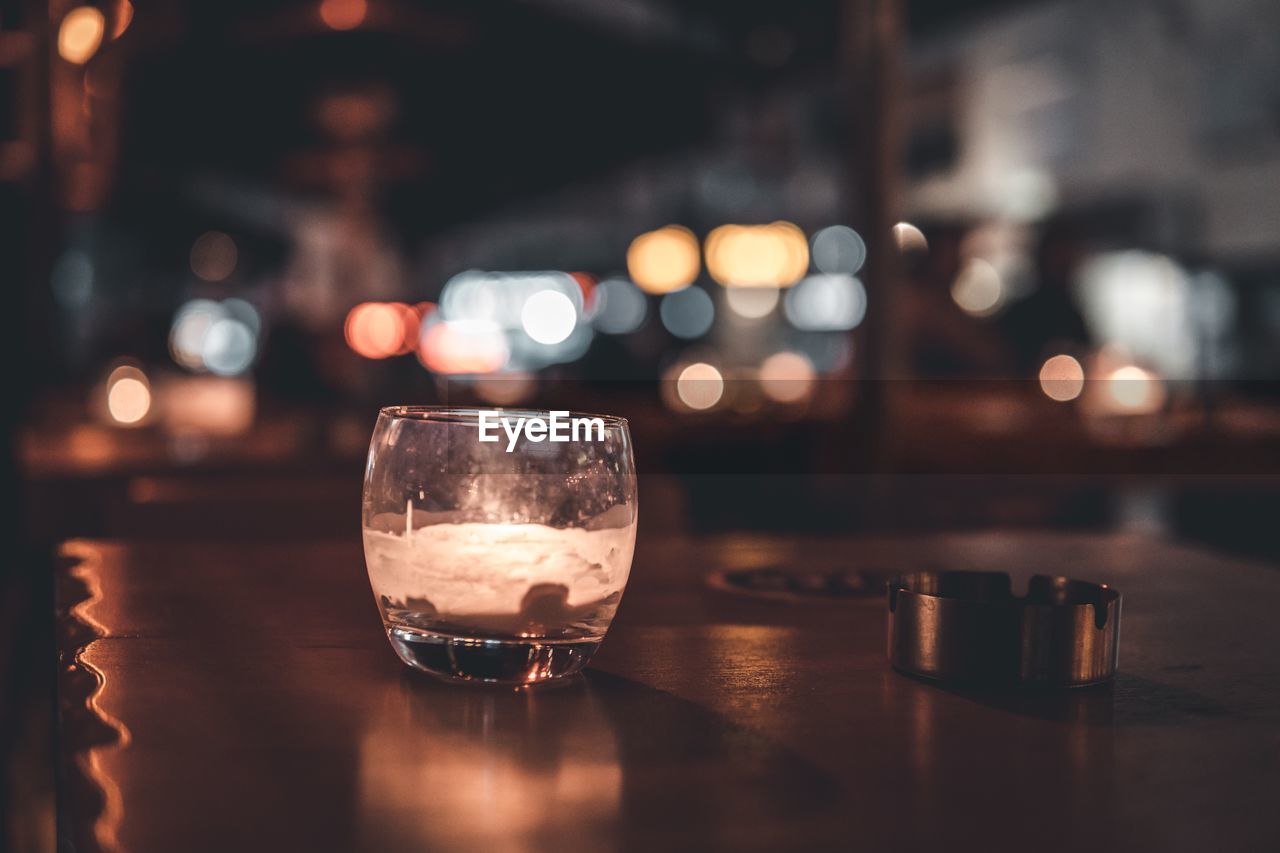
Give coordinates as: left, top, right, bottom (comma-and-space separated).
57, 532, 1280, 852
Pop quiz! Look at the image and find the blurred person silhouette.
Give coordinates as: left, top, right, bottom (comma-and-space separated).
998, 218, 1091, 376
899, 223, 1007, 377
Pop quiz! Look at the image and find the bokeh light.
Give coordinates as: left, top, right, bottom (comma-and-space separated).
171, 299, 260, 374
1039, 354, 1085, 402
112, 1, 134, 39
440, 270, 582, 329
158, 376, 255, 437
568, 272, 596, 302
784, 274, 866, 331
58, 7, 105, 65
171, 300, 224, 370
892, 222, 929, 253
591, 278, 647, 334
759, 351, 815, 404
724, 285, 779, 319
705, 222, 808, 288
521, 290, 577, 345
951, 258, 1004, 317
676, 362, 724, 410
202, 319, 256, 376
105, 364, 150, 425
344, 303, 417, 359
1077, 251, 1196, 380
418, 319, 509, 375
319, 0, 367, 30
660, 287, 715, 339
222, 297, 263, 337
1107, 365, 1164, 413
438, 271, 588, 369
627, 226, 700, 295
108, 378, 149, 424
810, 225, 866, 276
190, 231, 238, 283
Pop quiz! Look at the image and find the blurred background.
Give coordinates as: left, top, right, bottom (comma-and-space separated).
4, 0, 1280, 844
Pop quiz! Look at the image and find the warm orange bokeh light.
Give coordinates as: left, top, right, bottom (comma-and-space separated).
418, 321, 508, 374
319, 0, 367, 31
1106, 365, 1164, 413
759, 351, 815, 404
705, 222, 808, 288
105, 365, 151, 426
158, 376, 254, 437
345, 303, 421, 359
675, 362, 724, 411
58, 7, 106, 65
112, 1, 134, 39
1039, 354, 1085, 402
627, 226, 700, 294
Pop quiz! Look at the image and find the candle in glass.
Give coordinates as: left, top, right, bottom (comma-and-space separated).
362, 407, 637, 685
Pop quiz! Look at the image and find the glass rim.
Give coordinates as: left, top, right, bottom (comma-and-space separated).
377, 405, 629, 428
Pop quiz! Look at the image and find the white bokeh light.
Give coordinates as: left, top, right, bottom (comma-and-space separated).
784, 274, 866, 331
725, 286, 780, 319
442, 271, 582, 329
810, 225, 866, 276
521, 290, 578, 345
170, 300, 225, 370
660, 287, 715, 339
202, 318, 256, 376
951, 259, 1004, 317
170, 298, 260, 374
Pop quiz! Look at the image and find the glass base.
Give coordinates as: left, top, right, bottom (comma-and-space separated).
387, 626, 601, 685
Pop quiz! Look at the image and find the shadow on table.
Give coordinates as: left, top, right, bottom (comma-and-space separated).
354, 668, 840, 852
927, 672, 1228, 727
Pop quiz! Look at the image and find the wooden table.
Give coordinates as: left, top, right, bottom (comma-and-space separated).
57, 533, 1280, 852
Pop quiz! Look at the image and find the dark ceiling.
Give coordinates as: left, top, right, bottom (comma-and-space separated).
101, 0, 1039, 248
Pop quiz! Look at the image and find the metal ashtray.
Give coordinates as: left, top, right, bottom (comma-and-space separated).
887, 571, 1121, 688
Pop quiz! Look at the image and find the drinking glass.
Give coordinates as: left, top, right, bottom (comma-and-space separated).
362, 406, 638, 685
